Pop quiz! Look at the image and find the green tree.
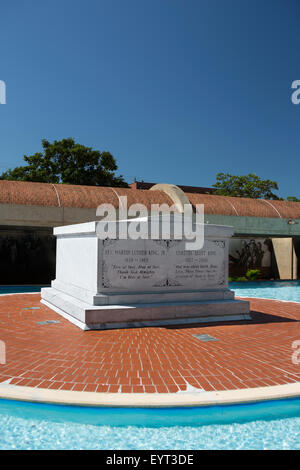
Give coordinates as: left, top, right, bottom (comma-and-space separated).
0, 138, 128, 187
287, 196, 300, 202
213, 173, 281, 200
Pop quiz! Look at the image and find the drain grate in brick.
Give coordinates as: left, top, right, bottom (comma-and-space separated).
193, 334, 218, 342
37, 320, 61, 325
22, 307, 41, 310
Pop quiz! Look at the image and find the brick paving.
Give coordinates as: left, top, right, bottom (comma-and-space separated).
0, 294, 299, 393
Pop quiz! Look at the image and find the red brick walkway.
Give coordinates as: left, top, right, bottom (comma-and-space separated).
0, 294, 300, 393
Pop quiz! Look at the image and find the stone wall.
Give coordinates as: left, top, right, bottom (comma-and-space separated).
0, 226, 55, 284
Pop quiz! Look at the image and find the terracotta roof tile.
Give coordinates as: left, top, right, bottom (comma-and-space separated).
1, 180, 300, 219
0, 180, 58, 206
0, 181, 172, 210
187, 193, 300, 219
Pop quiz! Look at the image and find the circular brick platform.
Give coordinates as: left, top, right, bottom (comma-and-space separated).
0, 293, 299, 399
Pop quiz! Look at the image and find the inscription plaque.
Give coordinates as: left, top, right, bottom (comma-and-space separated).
101, 238, 226, 291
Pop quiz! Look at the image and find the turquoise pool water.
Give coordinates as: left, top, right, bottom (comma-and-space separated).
229, 280, 300, 302
0, 285, 45, 294
0, 398, 300, 449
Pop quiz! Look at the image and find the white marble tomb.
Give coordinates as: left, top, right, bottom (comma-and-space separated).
41, 217, 250, 329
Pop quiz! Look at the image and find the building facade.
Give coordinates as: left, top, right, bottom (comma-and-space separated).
0, 180, 300, 283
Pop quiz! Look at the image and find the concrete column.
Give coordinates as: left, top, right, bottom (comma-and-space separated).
272, 238, 297, 280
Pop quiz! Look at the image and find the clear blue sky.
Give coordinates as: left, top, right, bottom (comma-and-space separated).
1, 0, 300, 197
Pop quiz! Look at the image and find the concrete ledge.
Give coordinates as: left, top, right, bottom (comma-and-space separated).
52, 278, 235, 306
0, 382, 299, 408
41, 298, 250, 330
41, 287, 250, 329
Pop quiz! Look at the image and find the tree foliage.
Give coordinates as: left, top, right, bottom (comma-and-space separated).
212, 173, 281, 200
0, 138, 128, 187
286, 196, 300, 202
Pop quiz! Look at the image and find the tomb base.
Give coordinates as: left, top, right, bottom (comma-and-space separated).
41, 286, 250, 330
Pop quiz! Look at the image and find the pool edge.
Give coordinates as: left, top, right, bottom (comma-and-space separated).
0, 382, 299, 408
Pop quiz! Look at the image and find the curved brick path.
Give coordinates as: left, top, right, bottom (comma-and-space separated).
0, 294, 299, 393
